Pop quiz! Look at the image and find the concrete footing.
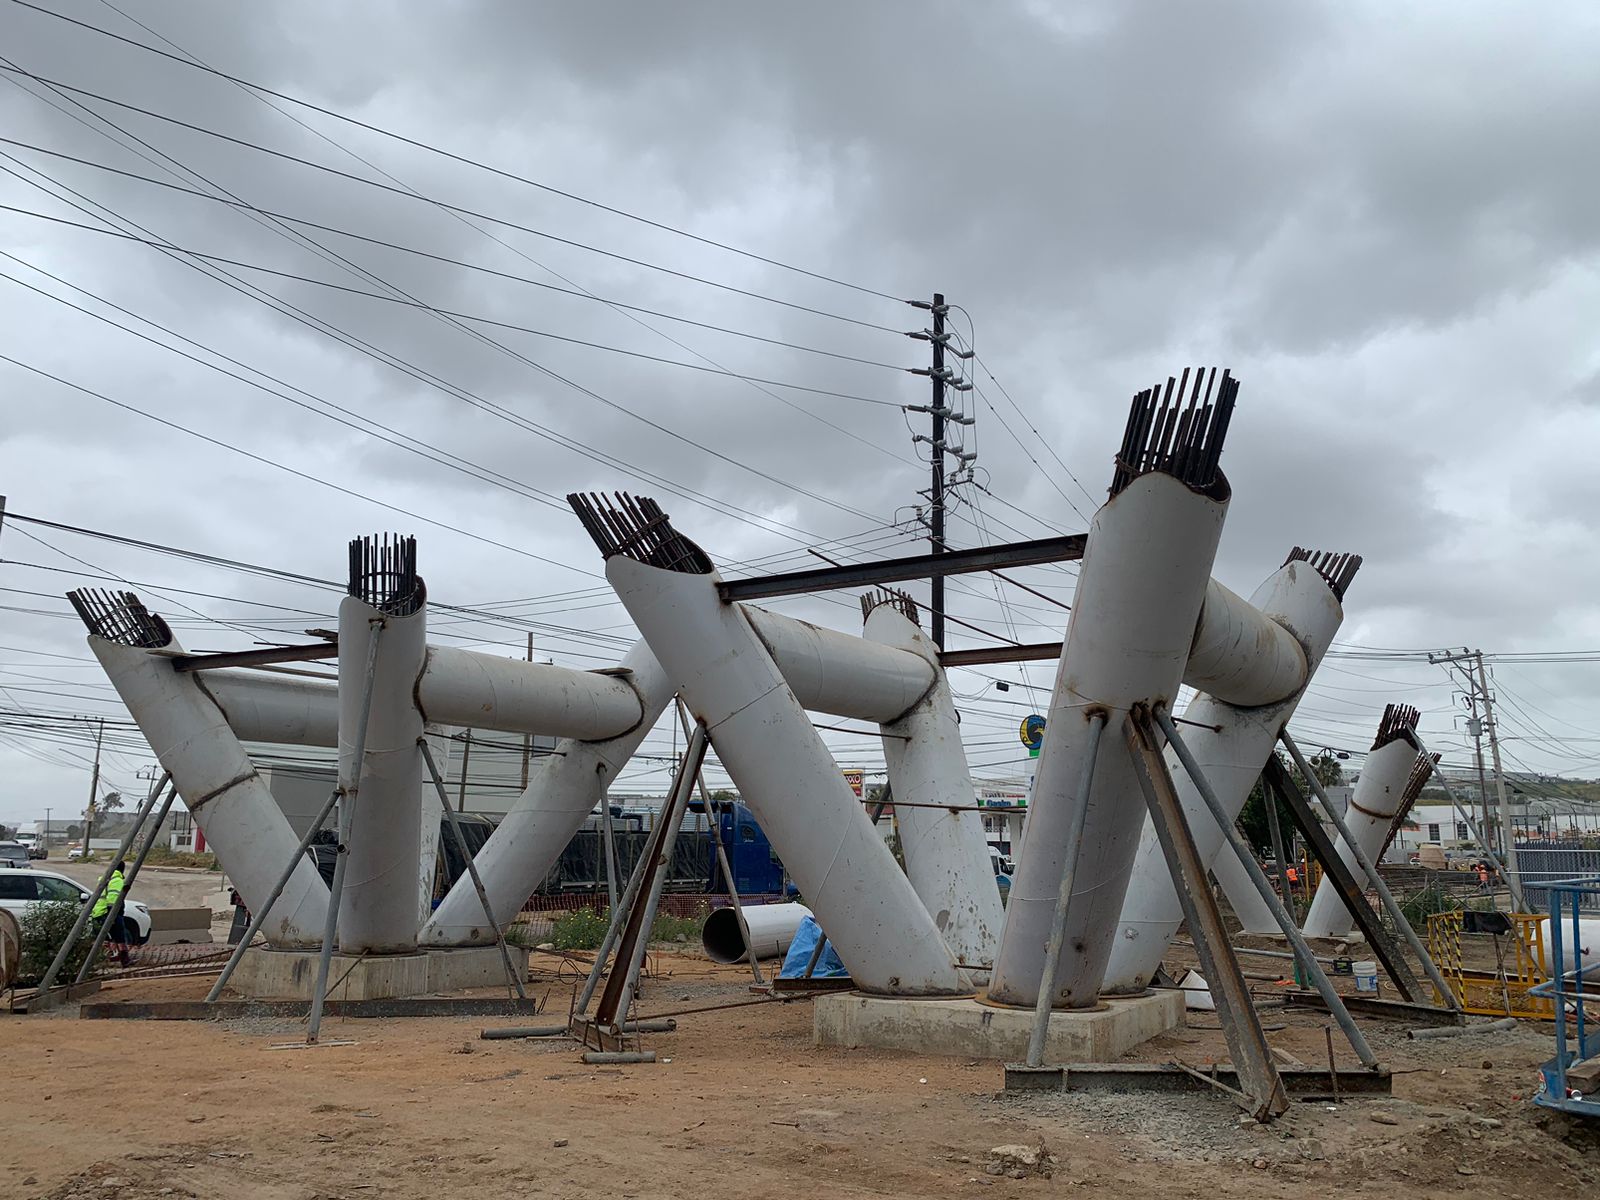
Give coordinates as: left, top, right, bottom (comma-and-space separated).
813, 989, 1183, 1062
229, 945, 527, 1000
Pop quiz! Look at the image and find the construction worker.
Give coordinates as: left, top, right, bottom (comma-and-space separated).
90, 859, 131, 967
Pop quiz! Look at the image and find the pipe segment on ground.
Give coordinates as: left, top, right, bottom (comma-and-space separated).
988, 467, 1230, 1009
1301, 735, 1422, 939
863, 600, 1004, 975
743, 604, 935, 723
701, 902, 812, 963
1101, 555, 1348, 992
603, 549, 968, 996
336, 592, 428, 953
419, 639, 671, 946
86, 634, 330, 946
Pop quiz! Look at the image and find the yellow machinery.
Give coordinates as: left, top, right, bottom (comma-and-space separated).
1427, 910, 1553, 1019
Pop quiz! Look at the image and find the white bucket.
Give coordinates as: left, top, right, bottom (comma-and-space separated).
1353, 960, 1379, 993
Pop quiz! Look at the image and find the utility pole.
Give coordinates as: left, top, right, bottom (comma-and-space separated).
1472, 651, 1522, 899
907, 293, 974, 649
1430, 648, 1522, 905
83, 716, 105, 854
457, 729, 473, 813
520, 633, 534, 790
1463, 690, 1493, 851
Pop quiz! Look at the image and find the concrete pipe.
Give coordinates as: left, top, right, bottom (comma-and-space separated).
1101, 549, 1354, 992
70, 590, 329, 946
577, 492, 968, 997
419, 639, 669, 946
1302, 707, 1423, 939
1185, 579, 1309, 708
743, 604, 935, 723
336, 544, 428, 955
988, 372, 1235, 1010
201, 668, 339, 746
702, 902, 813, 963
416, 646, 645, 741
864, 594, 1003, 976
1210, 846, 1282, 934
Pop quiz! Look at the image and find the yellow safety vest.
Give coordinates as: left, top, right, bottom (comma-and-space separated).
91, 870, 125, 918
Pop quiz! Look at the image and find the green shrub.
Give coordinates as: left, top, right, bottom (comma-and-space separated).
17, 899, 93, 986
550, 907, 612, 951
1399, 880, 1460, 930
650, 903, 708, 945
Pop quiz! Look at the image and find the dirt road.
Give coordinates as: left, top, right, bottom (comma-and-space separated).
46, 864, 225, 913
1, 954, 1594, 1200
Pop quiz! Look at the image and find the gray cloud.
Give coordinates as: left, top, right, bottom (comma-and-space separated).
1, 0, 1597, 822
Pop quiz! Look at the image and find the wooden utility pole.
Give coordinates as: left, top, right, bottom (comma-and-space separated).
83, 717, 105, 854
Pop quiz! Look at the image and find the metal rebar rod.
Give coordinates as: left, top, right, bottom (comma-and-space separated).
600, 791, 620, 911
418, 738, 526, 1001
677, 698, 763, 985
206, 786, 341, 1002
1156, 709, 1378, 1069
575, 812, 657, 1014
76, 779, 180, 982
307, 620, 382, 1044
605, 724, 708, 1030
1407, 733, 1524, 911
1278, 730, 1461, 1011
1025, 712, 1106, 1068
37, 769, 170, 995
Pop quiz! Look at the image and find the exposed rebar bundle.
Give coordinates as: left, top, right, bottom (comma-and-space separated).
1109, 368, 1237, 498
1401, 750, 1442, 807
347, 534, 424, 616
1284, 546, 1363, 602
66, 588, 172, 648
859, 586, 920, 625
567, 492, 713, 574
1372, 702, 1421, 750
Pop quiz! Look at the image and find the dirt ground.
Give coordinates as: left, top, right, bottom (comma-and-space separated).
2, 946, 1596, 1200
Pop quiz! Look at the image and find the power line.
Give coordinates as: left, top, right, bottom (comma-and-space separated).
0, 137, 911, 374
0, 150, 885, 543
0, 82, 895, 533
0, 359, 602, 571
0, 60, 909, 336
20, 0, 910, 305
0, 201, 908, 406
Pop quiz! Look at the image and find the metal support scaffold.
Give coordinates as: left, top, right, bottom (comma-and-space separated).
418, 738, 526, 1002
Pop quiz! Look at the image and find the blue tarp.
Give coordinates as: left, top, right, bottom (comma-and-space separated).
779, 914, 848, 978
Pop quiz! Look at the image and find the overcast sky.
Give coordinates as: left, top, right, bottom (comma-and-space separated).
2, 1, 1598, 828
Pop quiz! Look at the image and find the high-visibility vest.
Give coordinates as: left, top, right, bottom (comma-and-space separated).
1285, 867, 1299, 884
91, 870, 125, 919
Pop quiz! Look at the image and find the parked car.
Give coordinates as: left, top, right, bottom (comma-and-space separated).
0, 868, 152, 943
66, 846, 86, 861
0, 842, 30, 870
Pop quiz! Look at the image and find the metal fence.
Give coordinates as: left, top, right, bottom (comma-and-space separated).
1516, 843, 1600, 913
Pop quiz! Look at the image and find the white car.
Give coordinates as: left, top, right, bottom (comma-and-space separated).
0, 868, 152, 943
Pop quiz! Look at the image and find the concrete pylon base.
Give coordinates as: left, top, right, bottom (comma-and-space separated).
228, 946, 527, 1000
813, 989, 1183, 1062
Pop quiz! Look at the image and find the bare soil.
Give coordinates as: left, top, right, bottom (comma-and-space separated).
1, 950, 1594, 1200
